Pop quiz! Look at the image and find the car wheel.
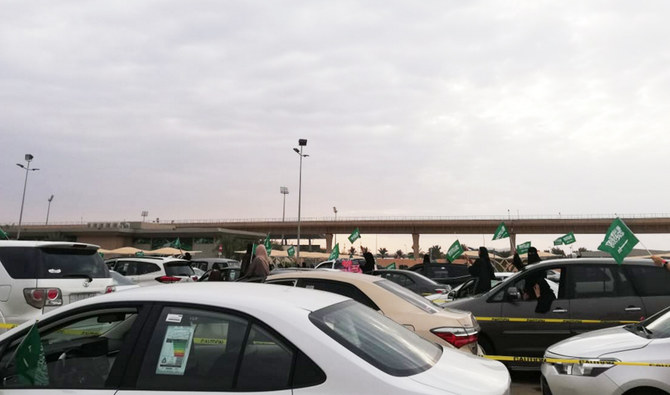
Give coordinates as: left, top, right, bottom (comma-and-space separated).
624, 388, 668, 395
478, 334, 495, 355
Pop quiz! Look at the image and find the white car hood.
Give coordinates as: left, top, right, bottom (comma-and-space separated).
548, 326, 651, 358
411, 347, 510, 394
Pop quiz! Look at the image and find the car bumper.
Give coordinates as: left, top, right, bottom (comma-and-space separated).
541, 362, 621, 395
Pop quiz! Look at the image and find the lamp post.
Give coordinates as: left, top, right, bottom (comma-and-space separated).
293, 139, 308, 265
45, 194, 54, 225
280, 186, 289, 245
16, 154, 39, 240
333, 206, 337, 245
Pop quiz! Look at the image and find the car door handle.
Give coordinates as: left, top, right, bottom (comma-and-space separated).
552, 308, 568, 313
625, 306, 642, 312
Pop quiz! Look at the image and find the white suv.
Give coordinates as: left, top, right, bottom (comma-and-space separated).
0, 241, 114, 325
106, 257, 197, 286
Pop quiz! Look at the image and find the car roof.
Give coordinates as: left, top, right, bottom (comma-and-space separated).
267, 270, 381, 284
523, 257, 656, 269
34, 282, 350, 320
0, 240, 100, 249
110, 256, 189, 263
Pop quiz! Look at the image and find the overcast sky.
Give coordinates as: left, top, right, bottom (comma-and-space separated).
2, 1, 670, 252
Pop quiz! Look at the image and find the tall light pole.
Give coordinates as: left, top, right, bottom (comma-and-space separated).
16, 154, 39, 240
293, 139, 308, 265
45, 194, 54, 225
333, 206, 338, 245
280, 186, 289, 245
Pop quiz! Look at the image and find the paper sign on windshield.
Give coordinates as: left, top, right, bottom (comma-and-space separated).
156, 325, 195, 375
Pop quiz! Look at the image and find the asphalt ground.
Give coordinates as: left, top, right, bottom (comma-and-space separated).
510, 371, 542, 395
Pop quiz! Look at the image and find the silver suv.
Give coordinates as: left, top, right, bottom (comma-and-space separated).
106, 256, 197, 286
0, 241, 114, 324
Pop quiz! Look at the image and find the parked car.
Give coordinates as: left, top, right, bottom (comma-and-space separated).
0, 241, 114, 324
265, 271, 482, 355
106, 256, 198, 286
109, 270, 140, 292
447, 258, 670, 369
197, 267, 242, 282
409, 262, 472, 287
190, 257, 240, 272
371, 269, 450, 296
0, 283, 511, 394
542, 305, 670, 395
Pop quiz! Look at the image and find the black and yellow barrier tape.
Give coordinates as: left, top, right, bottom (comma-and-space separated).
476, 316, 639, 324
483, 354, 670, 368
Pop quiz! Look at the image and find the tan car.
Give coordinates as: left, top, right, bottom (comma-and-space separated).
266, 271, 481, 355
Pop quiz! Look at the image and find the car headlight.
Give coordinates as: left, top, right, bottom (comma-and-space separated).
553, 359, 618, 377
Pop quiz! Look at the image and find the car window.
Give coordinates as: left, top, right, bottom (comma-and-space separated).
164, 262, 195, 276
0, 246, 109, 279
623, 265, 670, 296
138, 262, 161, 275
309, 300, 442, 377
137, 306, 323, 391
299, 279, 379, 310
644, 307, 670, 339
570, 265, 634, 298
267, 279, 298, 286
374, 279, 440, 314
492, 267, 564, 302
0, 307, 139, 389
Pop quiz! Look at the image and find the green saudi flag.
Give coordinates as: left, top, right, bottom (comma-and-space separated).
0, 227, 9, 240
386, 262, 396, 269
171, 237, 182, 249
492, 222, 510, 240
446, 240, 464, 263
516, 241, 531, 254
329, 243, 340, 260
135, 251, 144, 257
560, 232, 576, 245
287, 246, 295, 257
553, 237, 564, 246
264, 234, 272, 256
15, 324, 48, 386
348, 228, 361, 243
598, 218, 639, 264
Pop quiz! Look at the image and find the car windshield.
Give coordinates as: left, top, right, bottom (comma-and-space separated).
164, 261, 195, 276
39, 247, 109, 279
309, 300, 442, 376
374, 279, 441, 314
641, 306, 670, 339
110, 270, 134, 285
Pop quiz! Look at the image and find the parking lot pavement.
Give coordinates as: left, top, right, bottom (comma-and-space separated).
510, 371, 541, 395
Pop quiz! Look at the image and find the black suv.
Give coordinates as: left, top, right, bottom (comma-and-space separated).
447, 258, 670, 369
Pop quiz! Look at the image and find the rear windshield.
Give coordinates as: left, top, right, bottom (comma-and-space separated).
165, 261, 195, 276
374, 279, 440, 314
309, 300, 442, 376
0, 246, 109, 279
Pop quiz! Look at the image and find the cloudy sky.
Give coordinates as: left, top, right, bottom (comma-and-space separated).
2, 1, 670, 252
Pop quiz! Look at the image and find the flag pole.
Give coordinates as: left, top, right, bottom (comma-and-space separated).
638, 240, 653, 256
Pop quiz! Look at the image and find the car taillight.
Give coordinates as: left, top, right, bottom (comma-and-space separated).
155, 275, 182, 283
431, 327, 478, 348
24, 288, 62, 309
105, 285, 116, 293
191, 276, 198, 281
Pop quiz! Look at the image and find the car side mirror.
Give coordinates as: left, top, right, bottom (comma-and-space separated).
506, 286, 521, 300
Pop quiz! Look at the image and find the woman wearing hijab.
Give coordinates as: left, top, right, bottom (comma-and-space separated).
243, 245, 271, 279
468, 247, 496, 294
362, 251, 376, 273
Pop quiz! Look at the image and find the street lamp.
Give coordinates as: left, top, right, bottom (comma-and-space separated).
294, 139, 308, 265
16, 154, 39, 240
45, 194, 54, 225
280, 186, 289, 245
333, 206, 338, 245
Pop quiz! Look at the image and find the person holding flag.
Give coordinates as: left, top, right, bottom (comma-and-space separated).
242, 244, 270, 280
467, 247, 496, 294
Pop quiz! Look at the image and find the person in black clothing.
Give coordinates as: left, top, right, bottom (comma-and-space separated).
511, 252, 524, 272
362, 252, 376, 273
527, 247, 541, 265
523, 271, 556, 313
239, 243, 253, 277
468, 247, 496, 294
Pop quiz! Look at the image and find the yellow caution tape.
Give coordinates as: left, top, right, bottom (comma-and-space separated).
476, 316, 639, 324
483, 355, 670, 368
0, 323, 17, 329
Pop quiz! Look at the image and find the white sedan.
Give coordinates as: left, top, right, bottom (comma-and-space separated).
0, 282, 510, 394
542, 306, 670, 395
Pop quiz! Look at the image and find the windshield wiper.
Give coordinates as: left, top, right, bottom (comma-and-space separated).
628, 322, 653, 338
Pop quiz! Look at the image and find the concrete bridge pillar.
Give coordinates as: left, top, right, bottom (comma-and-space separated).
509, 233, 516, 254
412, 233, 420, 260
325, 233, 333, 252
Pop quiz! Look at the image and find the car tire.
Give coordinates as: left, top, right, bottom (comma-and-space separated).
478, 334, 495, 355
624, 388, 668, 395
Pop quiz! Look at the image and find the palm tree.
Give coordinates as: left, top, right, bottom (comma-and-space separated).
348, 246, 357, 256
378, 247, 388, 258
430, 245, 443, 259
395, 249, 405, 258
